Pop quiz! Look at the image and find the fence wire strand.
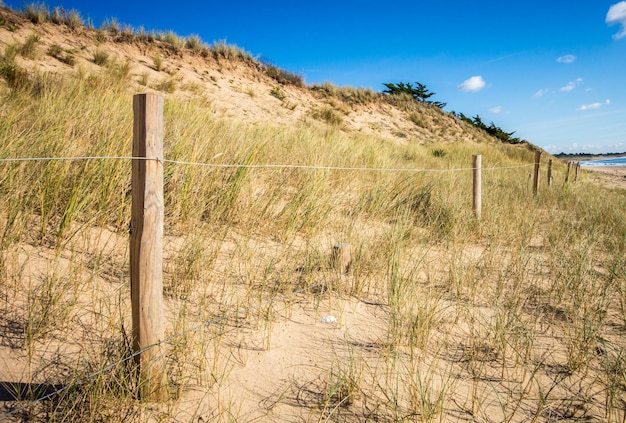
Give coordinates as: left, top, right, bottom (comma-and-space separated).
0, 155, 535, 172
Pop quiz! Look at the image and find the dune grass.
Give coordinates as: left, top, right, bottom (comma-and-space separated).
0, 65, 625, 422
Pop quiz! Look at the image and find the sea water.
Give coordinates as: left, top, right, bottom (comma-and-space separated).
579, 156, 626, 166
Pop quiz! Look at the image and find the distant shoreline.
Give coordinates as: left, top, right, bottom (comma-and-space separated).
554, 152, 626, 161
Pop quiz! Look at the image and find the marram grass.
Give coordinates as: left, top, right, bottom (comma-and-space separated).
1, 68, 625, 422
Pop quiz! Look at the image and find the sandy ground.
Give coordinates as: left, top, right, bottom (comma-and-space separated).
582, 165, 626, 190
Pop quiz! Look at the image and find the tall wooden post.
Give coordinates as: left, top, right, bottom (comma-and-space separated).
565, 161, 571, 183
472, 154, 482, 219
574, 162, 581, 182
532, 150, 541, 197
131, 93, 167, 401
547, 159, 553, 187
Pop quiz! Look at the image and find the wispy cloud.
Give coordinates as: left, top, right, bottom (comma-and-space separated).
607, 1, 626, 39
533, 89, 549, 98
556, 54, 576, 64
458, 76, 486, 92
489, 105, 503, 114
560, 78, 583, 92
578, 99, 611, 111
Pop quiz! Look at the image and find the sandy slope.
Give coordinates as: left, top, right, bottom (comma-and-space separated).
0, 5, 482, 150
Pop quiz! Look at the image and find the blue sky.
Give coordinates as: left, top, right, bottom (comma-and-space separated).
5, 0, 626, 153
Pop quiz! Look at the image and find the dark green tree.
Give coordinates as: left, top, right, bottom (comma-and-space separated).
382, 82, 446, 108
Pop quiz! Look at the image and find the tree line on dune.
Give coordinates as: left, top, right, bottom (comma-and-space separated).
383, 81, 523, 145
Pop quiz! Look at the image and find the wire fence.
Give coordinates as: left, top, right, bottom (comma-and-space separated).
0, 152, 541, 419
0, 155, 534, 172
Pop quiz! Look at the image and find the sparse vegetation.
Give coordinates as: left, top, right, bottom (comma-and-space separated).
155, 75, 178, 93
160, 31, 184, 52
50, 7, 83, 29
270, 85, 284, 101
47, 44, 76, 66
152, 54, 163, 71
18, 34, 40, 60
211, 40, 255, 63
92, 49, 109, 66
263, 59, 304, 87
432, 148, 446, 157
310, 82, 379, 105
408, 111, 427, 128
184, 34, 204, 54
311, 105, 343, 126
23, 2, 49, 24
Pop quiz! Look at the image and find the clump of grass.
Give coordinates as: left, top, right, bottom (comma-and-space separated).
264, 61, 304, 87
47, 44, 75, 66
432, 148, 446, 158
50, 7, 83, 30
211, 40, 255, 63
155, 76, 178, 93
159, 31, 184, 52
408, 111, 427, 128
270, 85, 284, 101
135, 26, 154, 43
0, 45, 29, 89
138, 72, 149, 86
101, 18, 120, 34
152, 54, 163, 71
94, 29, 108, 43
106, 58, 132, 83
18, 34, 40, 60
311, 105, 343, 126
23, 2, 50, 24
184, 34, 204, 55
93, 49, 109, 66
310, 82, 379, 105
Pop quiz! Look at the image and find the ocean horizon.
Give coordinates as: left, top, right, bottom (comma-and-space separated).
580, 156, 626, 166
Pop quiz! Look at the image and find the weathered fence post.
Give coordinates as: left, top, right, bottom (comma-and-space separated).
131, 93, 167, 401
532, 150, 542, 197
574, 162, 581, 182
565, 161, 571, 183
547, 159, 553, 187
472, 154, 482, 219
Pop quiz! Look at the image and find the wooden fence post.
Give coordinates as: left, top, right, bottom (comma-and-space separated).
532, 150, 542, 197
130, 93, 167, 401
565, 161, 571, 183
472, 154, 482, 219
547, 159, 553, 187
574, 162, 581, 182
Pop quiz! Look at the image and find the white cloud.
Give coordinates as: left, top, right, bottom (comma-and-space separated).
533, 89, 549, 98
607, 1, 626, 39
560, 78, 583, 92
458, 76, 486, 92
489, 106, 503, 114
556, 54, 576, 64
578, 99, 611, 111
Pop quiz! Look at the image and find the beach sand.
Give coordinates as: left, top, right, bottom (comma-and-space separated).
582, 165, 626, 190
